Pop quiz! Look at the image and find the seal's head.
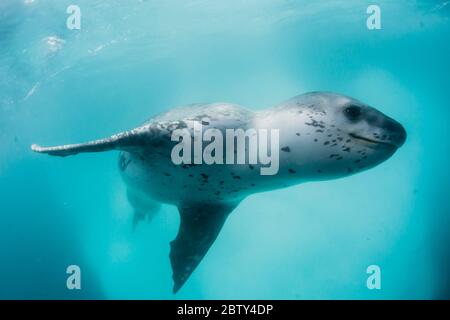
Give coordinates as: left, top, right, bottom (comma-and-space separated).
281, 92, 407, 180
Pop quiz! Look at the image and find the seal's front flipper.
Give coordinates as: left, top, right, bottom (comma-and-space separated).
170, 202, 237, 293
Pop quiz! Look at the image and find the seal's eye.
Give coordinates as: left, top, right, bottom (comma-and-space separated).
344, 105, 362, 121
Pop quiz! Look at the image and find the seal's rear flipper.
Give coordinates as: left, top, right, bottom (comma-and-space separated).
126, 189, 162, 232
31, 127, 156, 157
170, 202, 237, 293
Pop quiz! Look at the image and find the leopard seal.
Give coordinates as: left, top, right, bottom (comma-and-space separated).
31, 92, 407, 293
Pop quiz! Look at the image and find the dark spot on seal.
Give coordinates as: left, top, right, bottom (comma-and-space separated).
163, 172, 171, 176
317, 169, 323, 173
201, 120, 210, 126
175, 121, 188, 129
188, 174, 194, 178
343, 147, 351, 152
233, 175, 241, 180
219, 180, 224, 185
248, 165, 254, 170
347, 168, 354, 173
329, 154, 339, 158
200, 173, 209, 180
288, 169, 296, 174
251, 183, 255, 187
323, 141, 330, 145
296, 133, 301, 136
305, 119, 325, 128
281, 146, 291, 152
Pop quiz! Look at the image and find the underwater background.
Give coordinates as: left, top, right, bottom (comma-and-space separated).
0, 0, 449, 299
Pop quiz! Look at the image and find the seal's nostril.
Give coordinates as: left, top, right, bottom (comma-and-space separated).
391, 122, 407, 147
384, 119, 398, 131
383, 119, 407, 147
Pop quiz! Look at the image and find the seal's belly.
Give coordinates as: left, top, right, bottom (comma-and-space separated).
118, 151, 276, 204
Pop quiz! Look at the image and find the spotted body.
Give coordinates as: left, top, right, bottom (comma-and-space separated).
31, 92, 406, 293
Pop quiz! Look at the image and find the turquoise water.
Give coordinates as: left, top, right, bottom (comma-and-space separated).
1, 0, 449, 299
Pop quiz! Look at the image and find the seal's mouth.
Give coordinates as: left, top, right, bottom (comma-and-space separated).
349, 133, 397, 148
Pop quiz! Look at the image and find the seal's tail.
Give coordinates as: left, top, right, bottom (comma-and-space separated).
31, 126, 151, 157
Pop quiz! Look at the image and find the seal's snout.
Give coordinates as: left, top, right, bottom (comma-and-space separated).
395, 122, 407, 148
383, 118, 407, 148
